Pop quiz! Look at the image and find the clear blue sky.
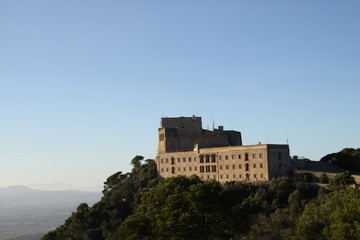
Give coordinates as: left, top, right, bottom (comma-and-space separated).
1, 1, 359, 191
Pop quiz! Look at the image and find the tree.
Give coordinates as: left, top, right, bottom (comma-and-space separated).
131, 155, 144, 170
297, 189, 360, 240
319, 173, 329, 184
321, 148, 360, 172
329, 171, 355, 190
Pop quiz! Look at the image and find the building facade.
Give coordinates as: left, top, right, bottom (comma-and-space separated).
156, 116, 292, 183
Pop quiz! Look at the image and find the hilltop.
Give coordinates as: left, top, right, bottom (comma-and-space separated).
42, 154, 360, 240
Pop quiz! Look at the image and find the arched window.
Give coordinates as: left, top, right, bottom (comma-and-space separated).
206, 155, 210, 163
246, 173, 250, 181
171, 167, 175, 174
245, 163, 249, 171
171, 157, 175, 165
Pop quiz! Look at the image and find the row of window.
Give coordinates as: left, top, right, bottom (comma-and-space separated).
160, 152, 265, 165
219, 163, 263, 171
200, 165, 217, 173
160, 157, 197, 164
160, 166, 198, 173
218, 153, 264, 160
160, 162, 264, 174
199, 173, 264, 180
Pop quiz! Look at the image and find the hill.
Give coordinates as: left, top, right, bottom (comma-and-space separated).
42, 155, 360, 240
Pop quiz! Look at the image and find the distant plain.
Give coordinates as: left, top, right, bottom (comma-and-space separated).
0, 186, 101, 240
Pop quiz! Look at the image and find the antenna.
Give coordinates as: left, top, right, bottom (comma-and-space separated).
286, 131, 289, 145
212, 116, 215, 131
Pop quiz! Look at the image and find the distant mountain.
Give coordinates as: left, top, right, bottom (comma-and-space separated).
0, 185, 102, 240
28, 182, 101, 192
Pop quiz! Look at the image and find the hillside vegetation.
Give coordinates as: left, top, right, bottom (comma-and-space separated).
321, 148, 360, 172
43, 154, 360, 240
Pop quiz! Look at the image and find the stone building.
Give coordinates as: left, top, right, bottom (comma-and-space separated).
156, 116, 292, 183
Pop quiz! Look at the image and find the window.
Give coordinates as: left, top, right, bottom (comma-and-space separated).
189, 157, 191, 162
220, 175, 223, 179
183, 158, 186, 162
159, 133, 165, 141
161, 168, 163, 172
253, 164, 256, 168
206, 155, 210, 163
239, 164, 242, 169
166, 168, 169, 172
220, 165, 223, 170
226, 165, 229, 170
206, 166, 210, 172
189, 167, 192, 171
194, 157, 197, 161
183, 167, 186, 171
178, 167, 180, 171
226, 175, 229, 179
178, 158, 180, 163
171, 167, 175, 174
200, 166, 204, 173
225, 155, 228, 160
211, 155, 216, 162
252, 153, 256, 159
166, 158, 168, 163
246, 173, 250, 181
207, 175, 210, 179
260, 163, 263, 168
219, 156, 222, 160
261, 174, 263, 178
232, 164, 235, 169
200, 155, 204, 163
171, 157, 175, 165
161, 159, 164, 163
259, 153, 263, 158
238, 154, 241, 159
254, 174, 257, 178
245, 153, 249, 161
232, 155, 235, 159
212, 165, 217, 172
239, 174, 242, 179
245, 163, 249, 171
195, 167, 197, 171
233, 174, 236, 179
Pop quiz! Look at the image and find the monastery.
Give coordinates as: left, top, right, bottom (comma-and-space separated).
156, 116, 293, 183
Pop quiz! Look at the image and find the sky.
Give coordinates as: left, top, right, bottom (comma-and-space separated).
1, 1, 359, 191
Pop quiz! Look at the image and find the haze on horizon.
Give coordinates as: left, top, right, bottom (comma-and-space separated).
1, 1, 359, 191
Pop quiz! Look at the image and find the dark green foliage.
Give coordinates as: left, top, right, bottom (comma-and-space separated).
329, 171, 356, 190
294, 172, 314, 182
41, 156, 158, 240
321, 148, 360, 171
42, 150, 360, 240
319, 173, 329, 184
297, 189, 360, 240
117, 176, 244, 240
